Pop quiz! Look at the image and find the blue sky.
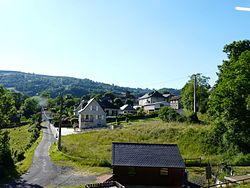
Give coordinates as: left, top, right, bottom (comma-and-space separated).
0, 0, 249, 89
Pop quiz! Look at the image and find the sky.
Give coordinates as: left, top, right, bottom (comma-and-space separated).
0, 0, 250, 89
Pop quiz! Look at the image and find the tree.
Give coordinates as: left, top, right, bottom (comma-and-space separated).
181, 74, 210, 114
158, 106, 182, 122
114, 97, 123, 107
20, 97, 40, 119
0, 86, 17, 128
104, 92, 115, 102
0, 131, 14, 168
125, 98, 133, 106
208, 40, 250, 153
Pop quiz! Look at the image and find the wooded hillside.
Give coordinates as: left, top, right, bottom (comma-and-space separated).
0, 70, 180, 98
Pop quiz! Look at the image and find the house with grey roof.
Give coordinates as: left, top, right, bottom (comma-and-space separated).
99, 99, 120, 118
120, 104, 136, 114
138, 91, 169, 112
78, 98, 106, 129
112, 142, 186, 187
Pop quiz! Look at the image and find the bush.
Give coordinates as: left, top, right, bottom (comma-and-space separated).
158, 106, 182, 122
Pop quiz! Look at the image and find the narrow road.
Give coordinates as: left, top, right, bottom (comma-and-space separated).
3, 121, 96, 188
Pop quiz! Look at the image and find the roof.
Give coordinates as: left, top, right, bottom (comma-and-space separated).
99, 99, 120, 109
112, 142, 185, 168
120, 104, 135, 111
170, 96, 181, 100
78, 98, 95, 113
139, 90, 164, 100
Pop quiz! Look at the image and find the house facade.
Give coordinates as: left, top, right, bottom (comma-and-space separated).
170, 96, 181, 110
99, 99, 120, 118
138, 90, 165, 106
112, 142, 186, 187
138, 91, 169, 112
78, 98, 106, 129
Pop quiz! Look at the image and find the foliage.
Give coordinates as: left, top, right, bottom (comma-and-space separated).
181, 74, 210, 114
0, 70, 161, 98
0, 86, 17, 128
114, 97, 123, 107
0, 130, 15, 180
158, 106, 183, 122
20, 97, 40, 119
125, 98, 133, 105
16, 128, 42, 175
208, 40, 250, 153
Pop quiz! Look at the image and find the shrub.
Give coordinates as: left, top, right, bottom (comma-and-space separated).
158, 106, 181, 122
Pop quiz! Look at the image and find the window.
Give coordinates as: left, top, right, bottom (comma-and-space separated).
85, 115, 89, 120
160, 168, 168, 176
128, 167, 136, 175
90, 106, 93, 111
96, 106, 99, 111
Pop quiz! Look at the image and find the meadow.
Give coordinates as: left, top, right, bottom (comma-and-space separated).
50, 120, 230, 170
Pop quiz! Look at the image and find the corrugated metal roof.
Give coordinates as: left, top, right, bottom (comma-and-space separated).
112, 142, 185, 168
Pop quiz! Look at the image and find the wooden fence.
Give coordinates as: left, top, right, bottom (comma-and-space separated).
85, 181, 125, 188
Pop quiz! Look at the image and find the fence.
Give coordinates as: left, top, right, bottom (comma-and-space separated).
85, 181, 125, 188
204, 176, 250, 188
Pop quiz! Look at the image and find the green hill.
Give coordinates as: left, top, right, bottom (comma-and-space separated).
0, 70, 180, 98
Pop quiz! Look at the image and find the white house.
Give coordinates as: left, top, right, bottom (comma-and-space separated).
78, 98, 106, 129
138, 91, 169, 112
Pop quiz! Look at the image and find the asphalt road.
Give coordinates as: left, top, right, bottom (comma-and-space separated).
3, 121, 96, 188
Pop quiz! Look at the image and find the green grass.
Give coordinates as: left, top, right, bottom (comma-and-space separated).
50, 119, 250, 176
0, 123, 42, 183
15, 128, 43, 174
50, 120, 215, 170
5, 124, 32, 159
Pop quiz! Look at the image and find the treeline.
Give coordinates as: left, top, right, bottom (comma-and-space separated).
0, 71, 180, 98
177, 40, 250, 158
0, 86, 42, 180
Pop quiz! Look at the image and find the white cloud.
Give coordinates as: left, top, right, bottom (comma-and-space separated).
235, 6, 250, 12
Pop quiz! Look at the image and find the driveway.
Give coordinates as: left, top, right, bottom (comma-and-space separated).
2, 121, 96, 188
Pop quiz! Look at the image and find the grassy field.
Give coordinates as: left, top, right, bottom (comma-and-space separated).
15, 129, 42, 174
49, 119, 250, 187
6, 124, 33, 161
0, 123, 42, 183
50, 120, 223, 170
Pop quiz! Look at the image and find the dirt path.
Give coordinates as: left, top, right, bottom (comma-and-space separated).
2, 122, 96, 188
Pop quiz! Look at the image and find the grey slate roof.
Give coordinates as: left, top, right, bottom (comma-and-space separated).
112, 142, 185, 168
139, 90, 165, 100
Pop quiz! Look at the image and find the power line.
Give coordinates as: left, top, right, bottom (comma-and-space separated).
143, 69, 217, 87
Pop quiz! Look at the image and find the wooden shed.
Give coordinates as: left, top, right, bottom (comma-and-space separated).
112, 142, 186, 187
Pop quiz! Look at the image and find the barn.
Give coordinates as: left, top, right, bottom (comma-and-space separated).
112, 142, 186, 187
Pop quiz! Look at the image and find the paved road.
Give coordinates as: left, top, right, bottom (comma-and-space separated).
3, 121, 96, 188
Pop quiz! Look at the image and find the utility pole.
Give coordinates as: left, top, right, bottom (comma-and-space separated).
193, 74, 197, 117
58, 95, 63, 151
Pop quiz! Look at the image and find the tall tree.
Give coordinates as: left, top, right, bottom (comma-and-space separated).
181, 74, 210, 114
20, 97, 40, 119
208, 40, 250, 153
0, 86, 17, 128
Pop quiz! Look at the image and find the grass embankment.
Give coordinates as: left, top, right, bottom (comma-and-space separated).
50, 120, 222, 172
0, 123, 42, 183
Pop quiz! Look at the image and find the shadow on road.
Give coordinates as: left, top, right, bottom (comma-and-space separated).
2, 178, 43, 188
